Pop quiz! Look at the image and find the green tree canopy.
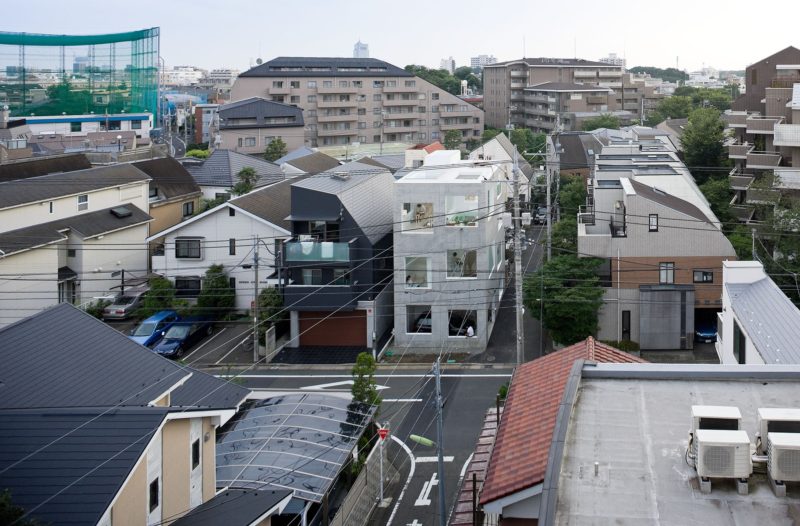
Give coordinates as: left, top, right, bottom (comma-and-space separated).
257, 286, 283, 344
0, 490, 40, 526
195, 264, 235, 318
453, 66, 483, 90
404, 65, 462, 95
231, 166, 258, 195
558, 176, 587, 216
263, 138, 288, 162
351, 352, 381, 406
581, 114, 620, 131
699, 176, 734, 225
550, 216, 578, 254
523, 256, 604, 345
481, 128, 503, 143
139, 277, 177, 318
628, 66, 689, 84
443, 129, 462, 150
681, 107, 726, 184
185, 149, 210, 159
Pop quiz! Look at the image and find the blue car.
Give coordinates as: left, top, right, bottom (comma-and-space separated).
152, 317, 214, 359
695, 319, 718, 343
129, 310, 180, 348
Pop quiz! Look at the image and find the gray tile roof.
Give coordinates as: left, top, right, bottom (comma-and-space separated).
219, 97, 304, 128
0, 205, 152, 256
557, 133, 603, 171
240, 57, 412, 78
488, 57, 613, 68
131, 157, 201, 202
284, 151, 341, 174
274, 146, 316, 164
628, 178, 710, 223
359, 154, 406, 171
172, 488, 292, 526
0, 164, 150, 210
187, 149, 285, 188
0, 153, 91, 183
727, 278, 800, 364
228, 175, 312, 232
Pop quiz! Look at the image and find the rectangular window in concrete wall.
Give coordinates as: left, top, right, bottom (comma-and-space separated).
649, 214, 658, 232
308, 81, 317, 88
448, 310, 477, 337
290, 81, 300, 88
445, 195, 479, 226
77, 194, 88, 211
401, 202, 433, 232
406, 305, 432, 333
175, 238, 201, 259
447, 250, 477, 278
405, 257, 431, 288
659, 262, 675, 284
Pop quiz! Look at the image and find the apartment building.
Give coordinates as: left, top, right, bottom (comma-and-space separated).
217, 96, 305, 154
520, 82, 632, 133
193, 103, 219, 144
471, 54, 497, 70
230, 57, 483, 148
393, 150, 508, 352
577, 134, 736, 349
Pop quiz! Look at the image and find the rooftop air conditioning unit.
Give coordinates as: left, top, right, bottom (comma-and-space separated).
690, 406, 742, 464
757, 408, 800, 455
695, 429, 752, 494
768, 432, 800, 485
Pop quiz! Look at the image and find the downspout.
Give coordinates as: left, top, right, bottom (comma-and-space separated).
617, 247, 621, 341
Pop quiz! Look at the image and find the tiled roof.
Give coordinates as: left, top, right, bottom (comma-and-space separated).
240, 57, 412, 78
274, 146, 316, 164
480, 337, 645, 505
132, 157, 201, 202
0, 153, 91, 183
228, 174, 312, 232
284, 151, 341, 174
186, 149, 284, 188
172, 488, 291, 526
219, 97, 304, 129
488, 57, 614, 68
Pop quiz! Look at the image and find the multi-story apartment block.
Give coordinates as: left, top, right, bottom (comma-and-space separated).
520, 82, 631, 133
161, 65, 207, 87
471, 54, 497, 70
598, 53, 626, 69
353, 40, 369, 58
393, 150, 508, 352
577, 132, 736, 350
194, 103, 219, 144
217, 97, 306, 154
230, 57, 483, 148
440, 56, 456, 74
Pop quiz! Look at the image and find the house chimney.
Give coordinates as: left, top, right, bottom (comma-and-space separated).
0, 105, 9, 129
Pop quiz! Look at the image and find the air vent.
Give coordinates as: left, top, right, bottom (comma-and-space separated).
330, 172, 351, 181
110, 206, 132, 218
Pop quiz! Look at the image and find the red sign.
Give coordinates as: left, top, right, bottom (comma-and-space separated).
378, 428, 389, 440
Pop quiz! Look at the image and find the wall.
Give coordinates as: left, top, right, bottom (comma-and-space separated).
26, 115, 153, 138
0, 246, 58, 328
330, 439, 397, 526
111, 451, 147, 525
219, 126, 305, 154
162, 419, 190, 521
149, 197, 200, 237
202, 418, 216, 502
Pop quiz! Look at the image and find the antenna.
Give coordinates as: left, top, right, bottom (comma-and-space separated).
523, 36, 526, 58
574, 36, 577, 58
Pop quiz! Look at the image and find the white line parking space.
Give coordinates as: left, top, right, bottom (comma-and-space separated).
414, 456, 454, 463
386, 435, 415, 526
182, 327, 227, 361
214, 331, 252, 365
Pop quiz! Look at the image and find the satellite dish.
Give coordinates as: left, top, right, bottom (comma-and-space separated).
256, 58, 263, 65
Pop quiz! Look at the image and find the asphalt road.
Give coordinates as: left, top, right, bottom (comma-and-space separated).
171, 134, 186, 157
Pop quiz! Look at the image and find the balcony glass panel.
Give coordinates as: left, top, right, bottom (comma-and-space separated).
285, 241, 350, 262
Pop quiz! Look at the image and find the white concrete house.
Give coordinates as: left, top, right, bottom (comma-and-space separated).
717, 260, 800, 365
469, 133, 533, 203
149, 178, 299, 311
0, 164, 152, 327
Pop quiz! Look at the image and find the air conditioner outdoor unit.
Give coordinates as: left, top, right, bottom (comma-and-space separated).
690, 406, 742, 463
768, 432, 800, 483
696, 429, 752, 481
757, 408, 800, 454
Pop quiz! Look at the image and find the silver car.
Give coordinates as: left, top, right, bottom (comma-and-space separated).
102, 290, 147, 320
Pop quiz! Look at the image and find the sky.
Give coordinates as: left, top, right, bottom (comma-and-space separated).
4, 0, 799, 73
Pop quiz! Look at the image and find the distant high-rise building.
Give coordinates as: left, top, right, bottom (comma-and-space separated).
470, 54, 497, 69
353, 40, 369, 58
599, 53, 626, 69
440, 56, 455, 74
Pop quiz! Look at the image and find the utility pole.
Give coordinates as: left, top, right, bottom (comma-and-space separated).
120, 269, 125, 296
752, 228, 757, 260
434, 358, 446, 526
252, 235, 260, 363
546, 159, 552, 262
513, 148, 525, 365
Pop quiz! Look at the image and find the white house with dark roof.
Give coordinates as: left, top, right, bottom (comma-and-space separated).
0, 164, 152, 327
182, 148, 285, 200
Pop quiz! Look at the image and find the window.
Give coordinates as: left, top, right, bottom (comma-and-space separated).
353, 81, 363, 88
290, 95, 300, 103
182, 201, 194, 217
733, 320, 746, 363
149, 187, 159, 199
149, 479, 159, 513
402, 202, 433, 232
308, 80, 317, 88
659, 262, 675, 284
308, 110, 317, 117
339, 80, 349, 88
448, 310, 477, 337
373, 94, 382, 101
66, 248, 76, 258
432, 118, 439, 125
358, 108, 366, 115
175, 238, 201, 259
49, 201, 54, 213
272, 81, 283, 88
229, 277, 236, 289
648, 214, 658, 232
333, 269, 350, 285
445, 195, 479, 226
244, 137, 256, 147
175, 277, 202, 297
108, 121, 121, 131
229, 238, 236, 255
264, 136, 275, 145
447, 250, 478, 278
271, 95, 285, 103
417, 93, 426, 100
387, 80, 397, 87
307, 95, 317, 103
131, 120, 142, 130
70, 121, 81, 132
229, 207, 236, 216
418, 106, 426, 114
407, 305, 432, 333
694, 270, 713, 283
323, 80, 333, 88
301, 268, 323, 285
432, 131, 440, 140
373, 80, 384, 88
405, 80, 416, 87
216, 192, 231, 201
77, 194, 88, 211
432, 105, 439, 113
405, 256, 431, 288
191, 439, 201, 470
432, 93, 439, 100
750, 69, 757, 86
290, 80, 300, 88
358, 122, 366, 129
357, 94, 366, 102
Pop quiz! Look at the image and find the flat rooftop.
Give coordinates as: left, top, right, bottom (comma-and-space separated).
553, 365, 800, 525
397, 160, 498, 183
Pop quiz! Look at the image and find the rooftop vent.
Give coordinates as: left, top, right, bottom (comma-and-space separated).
330, 172, 351, 181
110, 206, 132, 218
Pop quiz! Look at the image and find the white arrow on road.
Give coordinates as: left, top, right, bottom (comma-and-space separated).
300, 380, 389, 391
415, 472, 438, 506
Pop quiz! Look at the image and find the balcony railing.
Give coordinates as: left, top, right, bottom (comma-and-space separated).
773, 123, 800, 147
510, 70, 527, 77
771, 75, 800, 88
382, 99, 419, 106
382, 84, 419, 93
729, 174, 754, 191
317, 99, 358, 108
728, 142, 753, 159
746, 152, 782, 169
284, 239, 353, 263
745, 188, 781, 205
723, 111, 748, 128
574, 70, 600, 79
318, 85, 360, 94
609, 216, 626, 237
746, 115, 784, 134
317, 113, 359, 122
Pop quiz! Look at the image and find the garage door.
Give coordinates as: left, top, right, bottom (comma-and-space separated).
299, 310, 367, 346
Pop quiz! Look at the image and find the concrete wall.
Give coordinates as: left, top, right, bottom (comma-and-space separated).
150, 197, 201, 237
219, 126, 305, 154
0, 245, 59, 328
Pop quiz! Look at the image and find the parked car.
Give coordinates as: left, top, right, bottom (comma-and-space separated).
102, 289, 147, 320
534, 206, 548, 225
413, 311, 432, 333
129, 310, 180, 348
695, 319, 718, 343
152, 317, 214, 359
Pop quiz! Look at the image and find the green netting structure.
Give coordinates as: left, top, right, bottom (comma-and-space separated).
0, 28, 159, 117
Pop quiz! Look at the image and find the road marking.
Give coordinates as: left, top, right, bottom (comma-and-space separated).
383, 398, 423, 403
414, 472, 438, 506
459, 452, 474, 480
386, 435, 415, 526
415, 456, 454, 463
214, 332, 252, 365
300, 380, 389, 391
229, 373, 512, 379
407, 521, 422, 526
182, 327, 227, 360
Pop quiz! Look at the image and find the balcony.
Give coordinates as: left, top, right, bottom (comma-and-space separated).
746, 152, 782, 169
730, 175, 754, 191
284, 239, 354, 264
439, 121, 471, 131
439, 108, 477, 117
318, 85, 360, 94
383, 84, 419, 93
723, 111, 748, 128
318, 127, 358, 137
317, 99, 358, 108
317, 113, 359, 122
268, 86, 291, 95
746, 115, 783, 134
383, 98, 419, 106
524, 94, 555, 104
510, 70, 527, 77
773, 123, 800, 147
586, 95, 607, 105
771, 75, 800, 88
728, 142, 753, 159
510, 82, 526, 89
730, 205, 755, 222
574, 70, 600, 79
745, 188, 781, 205
384, 124, 418, 133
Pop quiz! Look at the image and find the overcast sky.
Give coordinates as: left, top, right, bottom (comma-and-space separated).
5, 0, 798, 73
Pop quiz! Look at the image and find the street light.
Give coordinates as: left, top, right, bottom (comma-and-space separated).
115, 134, 122, 162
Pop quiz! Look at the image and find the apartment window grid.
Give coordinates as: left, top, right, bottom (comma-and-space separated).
659, 262, 675, 284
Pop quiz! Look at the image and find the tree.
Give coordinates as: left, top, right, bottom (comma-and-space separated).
550, 216, 578, 254
443, 129, 462, 150
481, 128, 502, 143
699, 176, 734, 225
581, 114, 620, 131
231, 166, 259, 195
0, 490, 40, 526
138, 277, 176, 318
465, 138, 481, 152
257, 286, 283, 344
185, 149, 210, 159
628, 66, 689, 84
681, 108, 726, 184
195, 264, 235, 318
523, 256, 604, 345
351, 352, 381, 406
727, 224, 754, 260
454, 66, 482, 90
263, 138, 288, 162
558, 177, 587, 216
509, 128, 542, 155
654, 95, 694, 120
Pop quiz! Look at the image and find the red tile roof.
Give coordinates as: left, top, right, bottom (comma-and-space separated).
480, 337, 645, 505
423, 141, 445, 153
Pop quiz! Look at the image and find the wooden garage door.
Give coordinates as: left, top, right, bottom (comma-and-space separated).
299, 310, 367, 346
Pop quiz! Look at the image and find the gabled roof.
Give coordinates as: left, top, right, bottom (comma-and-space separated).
172, 488, 292, 526
131, 157, 201, 201
240, 57, 412, 78
219, 97, 304, 128
274, 146, 316, 164
283, 151, 341, 174
557, 132, 603, 171
0, 164, 150, 210
186, 149, 284, 188
0, 407, 169, 526
0, 153, 91, 183
481, 338, 645, 505
228, 175, 312, 232
356, 154, 405, 171
627, 178, 710, 223
0, 204, 152, 256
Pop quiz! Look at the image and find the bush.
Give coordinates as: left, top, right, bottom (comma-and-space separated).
84, 299, 111, 319
257, 287, 283, 344
600, 340, 640, 353
138, 277, 176, 318
195, 264, 235, 318
185, 149, 209, 159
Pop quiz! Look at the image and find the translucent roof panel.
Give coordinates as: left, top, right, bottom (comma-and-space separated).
216, 393, 375, 502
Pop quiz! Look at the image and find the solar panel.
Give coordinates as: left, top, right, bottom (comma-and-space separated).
216, 393, 375, 503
